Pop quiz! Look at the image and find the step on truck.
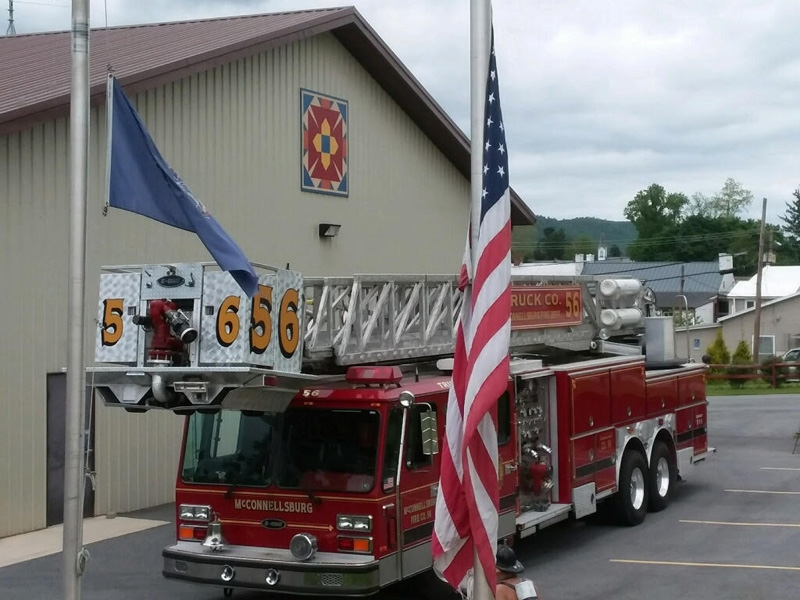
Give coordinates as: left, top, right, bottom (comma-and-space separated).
89, 263, 709, 597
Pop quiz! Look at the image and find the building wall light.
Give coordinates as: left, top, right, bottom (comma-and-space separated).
318, 223, 341, 238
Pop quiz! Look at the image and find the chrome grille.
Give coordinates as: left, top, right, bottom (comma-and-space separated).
320, 573, 343, 587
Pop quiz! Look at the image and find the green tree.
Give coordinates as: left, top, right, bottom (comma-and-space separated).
727, 340, 752, 389
686, 192, 713, 217
706, 330, 731, 369
711, 178, 753, 218
512, 225, 537, 261
780, 187, 800, 260
533, 227, 566, 261
609, 244, 622, 258
624, 184, 688, 240
566, 234, 596, 259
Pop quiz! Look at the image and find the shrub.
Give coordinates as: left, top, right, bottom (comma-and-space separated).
706, 330, 730, 373
727, 340, 752, 388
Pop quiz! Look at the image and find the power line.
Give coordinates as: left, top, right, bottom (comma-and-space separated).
512, 228, 760, 250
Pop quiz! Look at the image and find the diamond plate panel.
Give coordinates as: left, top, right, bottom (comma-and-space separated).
270, 269, 304, 373
140, 263, 203, 300
199, 272, 253, 366
198, 269, 304, 371
95, 273, 142, 364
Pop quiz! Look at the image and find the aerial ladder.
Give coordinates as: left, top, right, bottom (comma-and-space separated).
88, 263, 655, 412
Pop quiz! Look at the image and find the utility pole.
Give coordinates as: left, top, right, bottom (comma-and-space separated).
679, 264, 690, 360
64, 0, 90, 598
6, 0, 16, 36
753, 198, 767, 362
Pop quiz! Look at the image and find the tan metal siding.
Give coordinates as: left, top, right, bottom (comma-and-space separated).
719, 296, 800, 357
0, 120, 68, 537
675, 326, 721, 364
0, 32, 469, 537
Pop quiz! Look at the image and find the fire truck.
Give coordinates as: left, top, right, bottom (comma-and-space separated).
89, 263, 709, 598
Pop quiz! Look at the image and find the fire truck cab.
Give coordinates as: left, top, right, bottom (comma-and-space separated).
89, 263, 708, 597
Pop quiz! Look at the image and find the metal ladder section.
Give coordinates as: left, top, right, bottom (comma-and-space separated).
302, 274, 625, 366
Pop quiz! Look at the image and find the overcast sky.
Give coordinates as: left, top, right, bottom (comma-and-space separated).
10, 0, 800, 223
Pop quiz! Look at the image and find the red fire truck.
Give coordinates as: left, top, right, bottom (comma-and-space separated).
90, 264, 709, 598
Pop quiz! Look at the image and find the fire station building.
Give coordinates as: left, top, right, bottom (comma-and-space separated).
0, 7, 534, 537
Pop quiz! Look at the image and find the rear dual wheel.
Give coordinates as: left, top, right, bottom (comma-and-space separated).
614, 449, 648, 526
647, 440, 676, 512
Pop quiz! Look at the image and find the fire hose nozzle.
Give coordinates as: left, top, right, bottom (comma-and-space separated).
163, 309, 198, 344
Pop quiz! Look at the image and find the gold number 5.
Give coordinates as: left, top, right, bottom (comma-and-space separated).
101, 298, 124, 346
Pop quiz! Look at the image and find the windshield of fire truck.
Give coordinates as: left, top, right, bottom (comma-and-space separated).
276, 409, 380, 493
181, 411, 276, 487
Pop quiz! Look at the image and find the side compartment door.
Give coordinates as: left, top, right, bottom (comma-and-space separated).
497, 388, 518, 535
610, 365, 646, 424
693, 403, 708, 455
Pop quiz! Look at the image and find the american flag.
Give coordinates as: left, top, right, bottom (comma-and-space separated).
433, 31, 511, 594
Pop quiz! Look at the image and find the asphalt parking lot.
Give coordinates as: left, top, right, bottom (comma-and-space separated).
1, 394, 799, 599
521, 394, 800, 600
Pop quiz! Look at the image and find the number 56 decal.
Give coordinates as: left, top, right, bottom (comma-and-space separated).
216, 285, 301, 358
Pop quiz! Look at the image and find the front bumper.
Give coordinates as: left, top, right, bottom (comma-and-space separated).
163, 542, 381, 596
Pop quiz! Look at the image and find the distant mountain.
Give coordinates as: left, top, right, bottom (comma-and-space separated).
534, 216, 636, 249
511, 216, 636, 260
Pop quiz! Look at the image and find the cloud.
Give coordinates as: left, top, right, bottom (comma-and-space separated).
11, 0, 800, 223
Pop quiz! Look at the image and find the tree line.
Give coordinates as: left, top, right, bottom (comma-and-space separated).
513, 179, 800, 274
623, 178, 800, 276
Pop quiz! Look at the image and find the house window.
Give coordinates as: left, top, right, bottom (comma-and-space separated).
752, 335, 775, 362
717, 299, 730, 316
746, 301, 755, 309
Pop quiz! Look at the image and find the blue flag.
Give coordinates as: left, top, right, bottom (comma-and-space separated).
107, 77, 258, 297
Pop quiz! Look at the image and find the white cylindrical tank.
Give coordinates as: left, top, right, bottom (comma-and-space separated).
600, 308, 643, 330
599, 278, 642, 299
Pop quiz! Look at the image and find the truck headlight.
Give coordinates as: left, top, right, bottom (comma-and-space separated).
337, 514, 372, 532
179, 504, 211, 522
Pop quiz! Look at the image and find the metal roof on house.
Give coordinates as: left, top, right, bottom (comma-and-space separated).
0, 7, 535, 225
719, 288, 800, 322
727, 265, 800, 299
581, 260, 722, 308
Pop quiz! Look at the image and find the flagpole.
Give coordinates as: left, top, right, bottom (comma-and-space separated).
470, 0, 490, 271
64, 0, 91, 598
470, 1, 494, 599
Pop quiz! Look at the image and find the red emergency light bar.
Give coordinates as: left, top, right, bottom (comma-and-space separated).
345, 366, 403, 385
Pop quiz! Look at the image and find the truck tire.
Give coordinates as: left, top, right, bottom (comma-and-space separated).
614, 448, 648, 526
648, 440, 676, 512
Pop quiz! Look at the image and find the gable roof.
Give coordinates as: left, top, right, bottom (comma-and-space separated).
726, 265, 800, 299
581, 260, 723, 308
0, 7, 534, 226
719, 289, 800, 322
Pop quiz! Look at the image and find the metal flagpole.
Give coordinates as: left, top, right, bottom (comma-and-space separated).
470, 0, 490, 270
64, 0, 91, 598
469, 1, 493, 599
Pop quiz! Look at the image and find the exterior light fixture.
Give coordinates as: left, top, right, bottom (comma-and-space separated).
318, 223, 341, 238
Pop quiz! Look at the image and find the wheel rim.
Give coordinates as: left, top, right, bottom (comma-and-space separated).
656, 457, 670, 497
630, 467, 645, 510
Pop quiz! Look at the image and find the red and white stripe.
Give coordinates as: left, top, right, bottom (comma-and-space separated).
433, 188, 511, 592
